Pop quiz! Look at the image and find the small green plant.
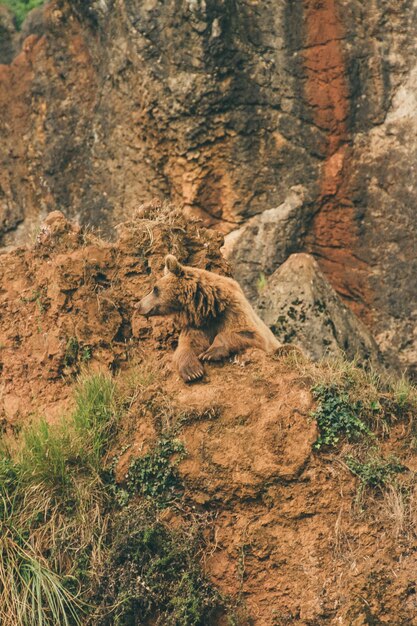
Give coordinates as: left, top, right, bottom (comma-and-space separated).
20, 288, 47, 313
257, 272, 268, 293
391, 375, 417, 413
81, 345, 92, 362
64, 337, 79, 367
126, 437, 185, 505
346, 452, 405, 493
1, 0, 45, 29
64, 338, 92, 370
312, 384, 370, 449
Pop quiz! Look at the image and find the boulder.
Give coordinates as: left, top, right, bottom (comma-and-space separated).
0, 5, 16, 64
19, 6, 45, 45
222, 186, 309, 301
257, 253, 382, 366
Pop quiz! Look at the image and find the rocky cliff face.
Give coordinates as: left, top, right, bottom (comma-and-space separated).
0, 0, 416, 375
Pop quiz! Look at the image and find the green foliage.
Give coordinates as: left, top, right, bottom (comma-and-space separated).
92, 502, 222, 626
346, 452, 405, 492
64, 337, 79, 367
0, 453, 19, 499
126, 437, 185, 505
1, 0, 45, 29
292, 355, 417, 437
64, 338, 92, 372
81, 346, 92, 362
311, 384, 370, 449
0, 372, 118, 625
17, 372, 119, 489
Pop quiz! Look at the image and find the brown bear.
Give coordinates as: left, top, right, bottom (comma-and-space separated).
136, 254, 282, 382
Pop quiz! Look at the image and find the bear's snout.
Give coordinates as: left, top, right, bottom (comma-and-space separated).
135, 293, 156, 317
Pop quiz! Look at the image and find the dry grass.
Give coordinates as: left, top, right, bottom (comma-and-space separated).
0, 364, 228, 624
280, 352, 417, 435
0, 371, 122, 625
115, 201, 194, 262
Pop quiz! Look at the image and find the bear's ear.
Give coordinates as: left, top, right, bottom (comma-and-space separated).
165, 254, 183, 276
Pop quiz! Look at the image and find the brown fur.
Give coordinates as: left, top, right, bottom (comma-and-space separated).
136, 255, 282, 382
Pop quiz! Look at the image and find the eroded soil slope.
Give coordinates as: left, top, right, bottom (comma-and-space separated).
1, 207, 417, 624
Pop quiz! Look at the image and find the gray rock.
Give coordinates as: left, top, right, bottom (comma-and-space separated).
257, 253, 382, 367
0, 5, 45, 64
0, 5, 16, 64
222, 186, 309, 301
19, 6, 45, 44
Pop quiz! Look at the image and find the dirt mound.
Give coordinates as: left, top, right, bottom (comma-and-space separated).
105, 352, 416, 624
110, 350, 417, 625
1, 207, 417, 625
0, 202, 228, 426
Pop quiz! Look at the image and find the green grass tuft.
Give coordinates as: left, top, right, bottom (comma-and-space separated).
72, 371, 119, 467
19, 418, 73, 488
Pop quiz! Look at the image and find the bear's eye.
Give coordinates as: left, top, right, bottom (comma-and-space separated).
153, 286, 159, 296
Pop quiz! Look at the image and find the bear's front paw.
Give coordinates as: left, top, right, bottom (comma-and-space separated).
179, 359, 205, 383
199, 346, 229, 362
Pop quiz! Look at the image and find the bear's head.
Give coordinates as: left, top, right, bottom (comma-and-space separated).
135, 255, 186, 317
135, 254, 227, 326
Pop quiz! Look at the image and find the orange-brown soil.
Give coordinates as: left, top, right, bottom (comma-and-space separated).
1, 208, 417, 624
115, 350, 417, 625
